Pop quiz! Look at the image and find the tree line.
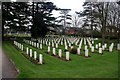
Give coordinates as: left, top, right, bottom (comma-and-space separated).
2, 1, 120, 44
76, 2, 120, 43
2, 1, 70, 38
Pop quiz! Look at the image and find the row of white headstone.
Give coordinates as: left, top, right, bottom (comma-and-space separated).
24, 37, 118, 59
24, 38, 76, 51
33, 37, 120, 52
77, 42, 115, 57
33, 37, 90, 49
34, 37, 97, 46
24, 40, 43, 50
24, 39, 70, 61
45, 37, 118, 53
28, 38, 110, 54
26, 47, 43, 64
109, 43, 114, 52
31, 37, 81, 46
76, 38, 102, 57
14, 41, 43, 64
14, 41, 24, 51
48, 46, 70, 60
117, 44, 120, 50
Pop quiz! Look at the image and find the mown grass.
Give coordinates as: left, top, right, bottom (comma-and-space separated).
2, 39, 118, 78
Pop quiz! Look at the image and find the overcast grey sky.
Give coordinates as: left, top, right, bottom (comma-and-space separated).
50, 0, 85, 17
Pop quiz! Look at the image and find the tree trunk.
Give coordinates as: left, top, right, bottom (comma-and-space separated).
102, 2, 109, 44
90, 3, 93, 38
63, 14, 66, 35
31, 2, 34, 38
117, 11, 120, 43
1, 3, 4, 41
102, 3, 105, 44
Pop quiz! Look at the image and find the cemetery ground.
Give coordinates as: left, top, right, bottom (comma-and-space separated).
2, 37, 118, 78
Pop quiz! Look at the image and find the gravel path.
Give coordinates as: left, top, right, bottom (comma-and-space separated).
2, 51, 18, 79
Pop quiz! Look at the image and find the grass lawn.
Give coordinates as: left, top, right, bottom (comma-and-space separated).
2, 40, 118, 78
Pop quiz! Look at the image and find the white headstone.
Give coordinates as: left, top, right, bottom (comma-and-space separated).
26, 47, 29, 54
30, 41, 32, 45
96, 44, 98, 49
58, 49, 62, 58
34, 42, 36, 47
34, 51, 37, 60
52, 43, 54, 47
77, 48, 80, 55
21, 45, 24, 51
84, 39, 86, 45
117, 44, 120, 50
41, 40, 42, 44
56, 43, 58, 48
49, 42, 51, 46
53, 48, 56, 55
95, 38, 98, 40
20, 44, 22, 49
18, 43, 21, 49
85, 45, 88, 50
43, 40, 45, 44
28, 40, 30, 44
92, 41, 94, 44
69, 43, 71, 47
16, 41, 18, 46
71, 46, 73, 49
17, 42, 19, 47
64, 41, 67, 45
79, 44, 81, 49
102, 45, 105, 51
32, 42, 34, 46
61, 42, 63, 45
66, 51, 69, 60
99, 48, 102, 54
17, 42, 19, 48
65, 45, 68, 50
14, 41, 16, 46
46, 41, 48, 45
15, 41, 17, 46
16, 42, 17, 46
48, 46, 50, 53
109, 46, 113, 52
111, 43, 114, 47
85, 49, 88, 57
14, 41, 15, 45
40, 44, 42, 49
30, 49, 32, 57
39, 54, 43, 64
91, 46, 94, 52
104, 43, 107, 48
37, 43, 39, 48
89, 44, 92, 48
17, 43, 19, 48
99, 43, 101, 47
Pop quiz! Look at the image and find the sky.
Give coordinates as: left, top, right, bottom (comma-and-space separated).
10, 0, 85, 16
50, 0, 85, 17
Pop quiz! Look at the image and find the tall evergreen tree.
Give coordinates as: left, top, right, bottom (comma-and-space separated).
31, 2, 57, 38
57, 9, 71, 35
77, 2, 99, 38
2, 2, 30, 32
2, 2, 58, 38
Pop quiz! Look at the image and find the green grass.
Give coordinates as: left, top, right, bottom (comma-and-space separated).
2, 40, 118, 78
4, 33, 31, 37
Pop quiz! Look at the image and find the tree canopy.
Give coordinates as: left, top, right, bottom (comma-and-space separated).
2, 1, 59, 38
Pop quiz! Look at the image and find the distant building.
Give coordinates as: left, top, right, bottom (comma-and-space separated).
65, 27, 80, 35
106, 26, 119, 37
